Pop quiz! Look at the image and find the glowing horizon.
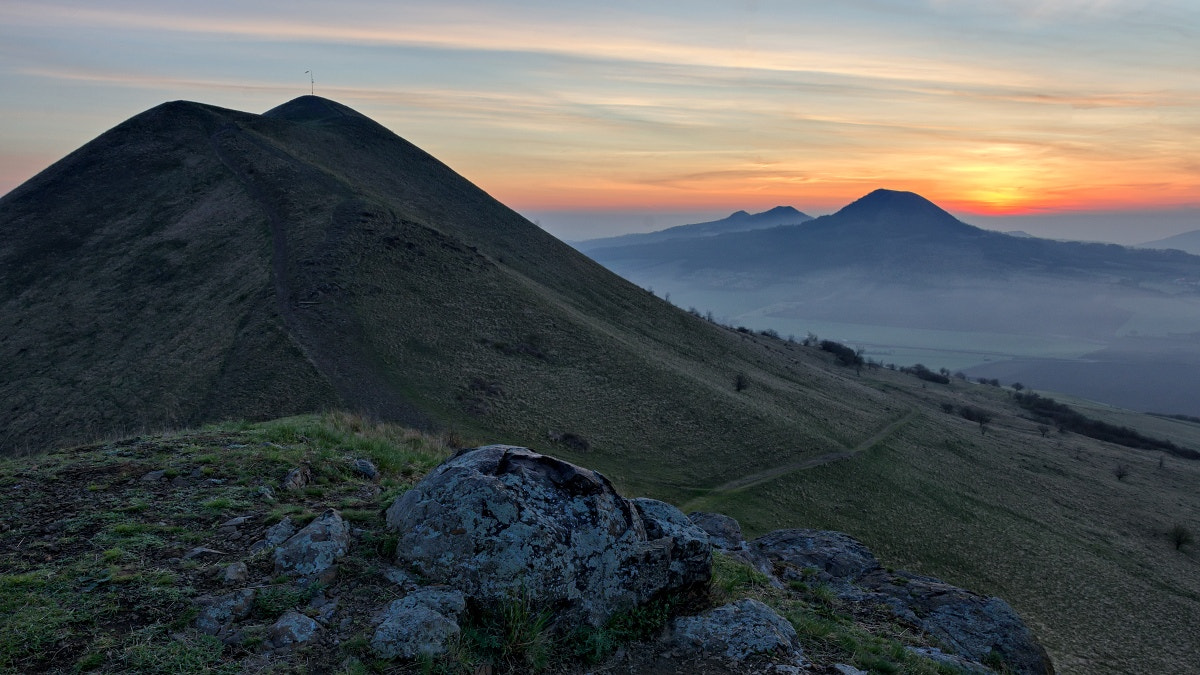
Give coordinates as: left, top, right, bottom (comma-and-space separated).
2, 1, 1197, 241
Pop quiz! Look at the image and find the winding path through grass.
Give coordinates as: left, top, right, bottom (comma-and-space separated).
680, 408, 918, 512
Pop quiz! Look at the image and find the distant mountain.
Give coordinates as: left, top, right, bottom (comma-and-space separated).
586, 188, 1200, 414
1139, 229, 1200, 255
592, 189, 1196, 284
574, 205, 811, 252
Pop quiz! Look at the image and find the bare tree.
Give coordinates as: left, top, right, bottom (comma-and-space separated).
734, 372, 749, 392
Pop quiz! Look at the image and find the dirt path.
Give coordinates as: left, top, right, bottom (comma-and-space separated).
681, 409, 918, 511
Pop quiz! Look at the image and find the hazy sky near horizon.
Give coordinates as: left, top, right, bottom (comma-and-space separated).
1, 0, 1198, 242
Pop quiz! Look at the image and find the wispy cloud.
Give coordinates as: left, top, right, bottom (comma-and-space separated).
1, 0, 1197, 221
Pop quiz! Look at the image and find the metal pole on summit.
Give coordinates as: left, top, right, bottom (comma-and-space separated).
305, 70, 313, 95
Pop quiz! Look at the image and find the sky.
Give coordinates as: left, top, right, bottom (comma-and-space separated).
1, 0, 1198, 243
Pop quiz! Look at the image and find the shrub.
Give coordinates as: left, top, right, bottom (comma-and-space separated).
819, 340, 863, 368
902, 364, 949, 384
1014, 392, 1200, 459
1169, 524, 1194, 551
958, 406, 992, 434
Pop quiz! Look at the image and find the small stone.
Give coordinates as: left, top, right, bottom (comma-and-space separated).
282, 467, 311, 491
274, 510, 349, 578
371, 588, 467, 659
195, 589, 256, 634
184, 547, 226, 560
668, 598, 804, 664
382, 565, 417, 589
265, 518, 296, 545
268, 611, 320, 649
688, 512, 747, 550
351, 458, 379, 480
223, 562, 249, 585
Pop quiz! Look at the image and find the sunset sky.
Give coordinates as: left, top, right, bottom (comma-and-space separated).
1, 0, 1197, 242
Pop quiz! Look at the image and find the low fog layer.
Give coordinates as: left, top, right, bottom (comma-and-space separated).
583, 191, 1200, 416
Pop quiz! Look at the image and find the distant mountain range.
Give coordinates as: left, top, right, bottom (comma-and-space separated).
574, 205, 811, 251
1139, 229, 1200, 255
585, 189, 1200, 415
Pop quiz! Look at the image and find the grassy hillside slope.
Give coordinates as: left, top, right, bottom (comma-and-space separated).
0, 96, 891, 475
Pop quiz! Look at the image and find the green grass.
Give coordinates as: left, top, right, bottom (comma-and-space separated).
0, 413, 453, 673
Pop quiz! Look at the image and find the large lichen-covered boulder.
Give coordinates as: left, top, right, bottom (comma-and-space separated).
384, 445, 710, 625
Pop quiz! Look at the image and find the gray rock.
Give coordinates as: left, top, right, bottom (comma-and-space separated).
833, 665, 868, 675
688, 511, 746, 550
371, 588, 467, 660
351, 458, 379, 480
274, 510, 349, 578
905, 646, 992, 674
754, 528, 1053, 675
141, 470, 166, 482
872, 575, 1053, 675
184, 546, 226, 560
282, 467, 311, 491
385, 445, 705, 625
633, 498, 712, 592
267, 610, 320, 649
223, 562, 249, 585
265, 517, 297, 546
754, 529, 880, 582
195, 589, 255, 634
668, 598, 804, 664
382, 565, 418, 589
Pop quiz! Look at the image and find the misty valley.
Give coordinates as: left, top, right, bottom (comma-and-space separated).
580, 192, 1200, 417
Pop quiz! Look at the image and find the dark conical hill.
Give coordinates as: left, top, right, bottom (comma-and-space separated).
0, 97, 897, 494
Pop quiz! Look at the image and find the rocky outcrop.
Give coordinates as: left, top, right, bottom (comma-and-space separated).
384, 445, 710, 625
751, 528, 1054, 674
